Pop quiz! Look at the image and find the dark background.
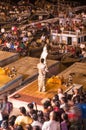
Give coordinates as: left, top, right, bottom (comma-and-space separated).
14, 0, 86, 5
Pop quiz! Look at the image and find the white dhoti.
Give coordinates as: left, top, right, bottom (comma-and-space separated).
37, 56, 48, 92
38, 75, 46, 92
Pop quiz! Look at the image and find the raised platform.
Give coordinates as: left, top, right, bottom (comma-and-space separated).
5, 57, 60, 85
0, 51, 19, 67
0, 57, 60, 96
58, 62, 86, 90
7, 57, 61, 109
9, 62, 86, 109
9, 79, 67, 109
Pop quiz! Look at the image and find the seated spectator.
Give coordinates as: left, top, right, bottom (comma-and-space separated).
60, 97, 68, 109
52, 100, 64, 121
72, 88, 80, 101
81, 48, 86, 58
37, 110, 45, 124
33, 125, 41, 130
31, 114, 42, 129
1, 120, 10, 130
26, 124, 33, 130
64, 99, 82, 130
52, 100, 60, 112
10, 43, 14, 50
61, 113, 70, 130
15, 107, 33, 130
8, 115, 17, 130
57, 88, 65, 101
15, 125, 24, 130
74, 96, 86, 130
27, 102, 37, 118
52, 94, 59, 103
42, 100, 52, 121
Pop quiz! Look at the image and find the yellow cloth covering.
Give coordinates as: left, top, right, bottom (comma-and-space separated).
46, 76, 66, 91
47, 76, 62, 85
0, 67, 11, 87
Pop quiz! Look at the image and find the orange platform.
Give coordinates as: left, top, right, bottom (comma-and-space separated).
9, 78, 67, 110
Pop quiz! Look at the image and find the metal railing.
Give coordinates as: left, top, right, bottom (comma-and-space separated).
51, 30, 86, 36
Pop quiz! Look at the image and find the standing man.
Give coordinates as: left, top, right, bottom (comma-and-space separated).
1, 95, 13, 122
37, 58, 48, 92
42, 111, 60, 130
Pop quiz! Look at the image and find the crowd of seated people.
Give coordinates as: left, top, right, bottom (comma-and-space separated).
0, 1, 86, 130
0, 87, 86, 130
0, 0, 85, 59
0, 18, 86, 58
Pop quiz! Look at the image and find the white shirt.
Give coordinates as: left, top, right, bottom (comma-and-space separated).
42, 120, 60, 130
41, 35, 45, 41
37, 62, 47, 77
58, 93, 64, 101
31, 121, 42, 129
82, 50, 86, 57
6, 42, 11, 48
80, 44, 85, 49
